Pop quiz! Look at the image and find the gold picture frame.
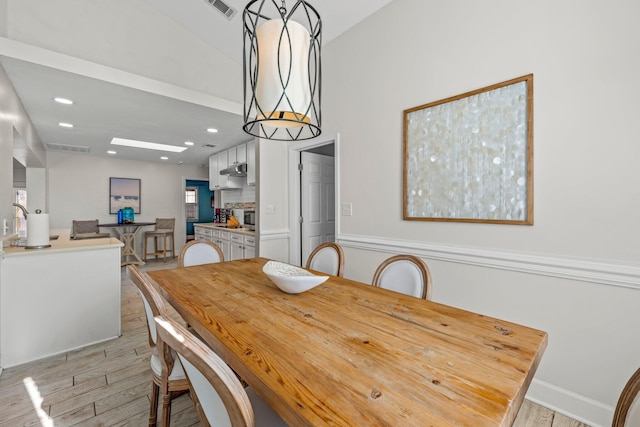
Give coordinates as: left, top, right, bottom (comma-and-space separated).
403, 74, 533, 225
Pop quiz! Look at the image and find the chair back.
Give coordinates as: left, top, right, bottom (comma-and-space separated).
128, 265, 166, 347
178, 239, 224, 267
613, 367, 640, 426
372, 254, 433, 300
154, 315, 255, 427
155, 218, 175, 232
72, 219, 99, 235
305, 242, 345, 277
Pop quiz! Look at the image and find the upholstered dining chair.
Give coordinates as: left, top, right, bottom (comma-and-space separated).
371, 254, 433, 300
144, 218, 175, 262
128, 265, 190, 427
612, 367, 640, 426
71, 219, 110, 239
305, 242, 345, 277
177, 239, 224, 268
154, 315, 288, 427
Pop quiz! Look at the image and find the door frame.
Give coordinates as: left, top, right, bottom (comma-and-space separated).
181, 176, 209, 245
288, 133, 340, 266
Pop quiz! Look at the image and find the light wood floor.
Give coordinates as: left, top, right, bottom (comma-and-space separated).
0, 259, 591, 426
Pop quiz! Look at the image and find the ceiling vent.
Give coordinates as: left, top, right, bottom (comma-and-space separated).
204, 144, 217, 148
205, 0, 236, 20
45, 143, 91, 153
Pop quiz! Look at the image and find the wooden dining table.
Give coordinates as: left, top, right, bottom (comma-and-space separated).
147, 257, 547, 427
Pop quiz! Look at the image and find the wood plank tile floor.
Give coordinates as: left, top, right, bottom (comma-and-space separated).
0, 259, 592, 426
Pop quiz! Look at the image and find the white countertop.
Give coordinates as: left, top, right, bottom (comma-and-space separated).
194, 223, 255, 235
2, 229, 123, 257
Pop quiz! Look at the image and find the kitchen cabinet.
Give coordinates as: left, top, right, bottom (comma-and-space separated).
210, 152, 242, 190
227, 143, 247, 166
194, 226, 212, 241
217, 151, 230, 188
194, 224, 256, 260
230, 233, 255, 260
212, 229, 231, 260
230, 234, 244, 261
208, 154, 219, 190
236, 143, 247, 164
244, 234, 256, 258
247, 140, 256, 186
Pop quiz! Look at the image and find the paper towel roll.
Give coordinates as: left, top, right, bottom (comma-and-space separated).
27, 213, 50, 248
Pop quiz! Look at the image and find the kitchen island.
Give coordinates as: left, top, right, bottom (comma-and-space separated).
0, 230, 123, 369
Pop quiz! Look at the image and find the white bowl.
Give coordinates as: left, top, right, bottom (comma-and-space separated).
262, 261, 329, 294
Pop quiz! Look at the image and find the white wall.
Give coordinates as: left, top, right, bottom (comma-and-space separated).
318, 0, 640, 425
46, 151, 207, 254
257, 139, 290, 262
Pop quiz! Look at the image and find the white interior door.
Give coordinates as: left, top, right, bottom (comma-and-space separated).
301, 151, 335, 265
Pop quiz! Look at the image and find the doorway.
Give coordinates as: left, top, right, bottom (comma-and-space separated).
288, 135, 339, 266
184, 179, 214, 242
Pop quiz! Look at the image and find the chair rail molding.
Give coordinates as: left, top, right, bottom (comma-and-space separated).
259, 229, 289, 241
338, 234, 640, 290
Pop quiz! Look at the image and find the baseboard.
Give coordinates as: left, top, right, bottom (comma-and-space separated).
527, 378, 613, 427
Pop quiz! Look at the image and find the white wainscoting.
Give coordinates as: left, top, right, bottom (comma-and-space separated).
338, 234, 640, 290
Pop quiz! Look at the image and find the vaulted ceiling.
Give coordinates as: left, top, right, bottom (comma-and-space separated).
2, 0, 393, 165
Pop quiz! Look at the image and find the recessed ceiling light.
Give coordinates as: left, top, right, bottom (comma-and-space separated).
107, 150, 117, 155
110, 137, 187, 153
58, 122, 74, 128
54, 97, 74, 105
184, 141, 195, 146
160, 156, 169, 160
206, 128, 218, 133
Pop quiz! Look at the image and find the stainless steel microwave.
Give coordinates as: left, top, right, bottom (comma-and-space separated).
243, 210, 256, 230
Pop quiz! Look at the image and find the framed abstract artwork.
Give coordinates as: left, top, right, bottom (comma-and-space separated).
109, 177, 141, 214
403, 74, 533, 225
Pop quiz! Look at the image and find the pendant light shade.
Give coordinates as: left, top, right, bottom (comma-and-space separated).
243, 0, 321, 141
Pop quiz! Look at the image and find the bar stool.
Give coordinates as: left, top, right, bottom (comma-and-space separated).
143, 218, 175, 262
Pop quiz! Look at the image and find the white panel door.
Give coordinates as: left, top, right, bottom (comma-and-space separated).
301, 152, 335, 265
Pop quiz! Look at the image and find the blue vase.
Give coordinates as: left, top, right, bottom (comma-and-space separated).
117, 209, 124, 224
122, 207, 134, 223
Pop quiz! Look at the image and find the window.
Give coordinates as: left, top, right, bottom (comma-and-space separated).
185, 187, 198, 221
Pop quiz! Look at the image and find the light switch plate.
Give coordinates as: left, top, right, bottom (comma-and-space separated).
341, 203, 353, 216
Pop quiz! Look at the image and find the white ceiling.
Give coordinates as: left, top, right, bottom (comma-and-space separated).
2, 0, 393, 166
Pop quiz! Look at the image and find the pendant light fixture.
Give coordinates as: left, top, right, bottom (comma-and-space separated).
243, 0, 321, 141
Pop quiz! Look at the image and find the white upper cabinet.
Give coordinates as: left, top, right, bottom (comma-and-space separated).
209, 153, 219, 190
236, 143, 247, 164
226, 146, 237, 167
227, 143, 247, 166
211, 150, 242, 190
209, 141, 253, 190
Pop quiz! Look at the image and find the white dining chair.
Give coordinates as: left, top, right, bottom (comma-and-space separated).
613, 367, 640, 426
305, 242, 345, 277
178, 239, 224, 267
154, 315, 288, 427
128, 265, 190, 427
371, 254, 433, 300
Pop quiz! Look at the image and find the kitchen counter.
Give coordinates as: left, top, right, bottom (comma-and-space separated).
193, 223, 255, 235
2, 229, 123, 257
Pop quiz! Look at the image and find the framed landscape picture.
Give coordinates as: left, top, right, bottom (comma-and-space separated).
109, 177, 141, 214
403, 74, 533, 225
